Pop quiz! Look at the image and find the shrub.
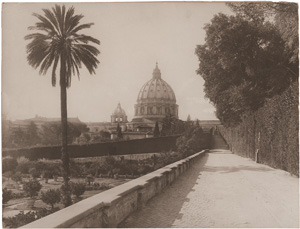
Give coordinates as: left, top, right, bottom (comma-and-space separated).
85, 175, 94, 186
36, 207, 59, 218
70, 182, 86, 198
29, 168, 41, 179
23, 180, 42, 198
12, 192, 27, 199
3, 211, 36, 228
3, 188, 13, 204
42, 170, 52, 183
16, 160, 32, 174
41, 189, 61, 209
176, 126, 205, 157
3, 208, 59, 228
17, 156, 30, 164
2, 157, 18, 173
11, 172, 23, 183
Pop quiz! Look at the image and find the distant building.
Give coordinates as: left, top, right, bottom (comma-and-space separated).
129, 63, 179, 132
9, 115, 82, 131
111, 103, 128, 123
89, 63, 180, 140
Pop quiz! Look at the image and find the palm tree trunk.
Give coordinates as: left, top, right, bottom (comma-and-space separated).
60, 54, 72, 207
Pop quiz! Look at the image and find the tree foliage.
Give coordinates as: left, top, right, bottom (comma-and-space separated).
2, 157, 18, 173
227, 2, 298, 64
176, 125, 205, 157
70, 182, 85, 198
161, 115, 185, 136
3, 188, 13, 204
41, 189, 61, 209
26, 121, 40, 146
41, 121, 88, 145
23, 180, 42, 198
153, 121, 160, 137
195, 6, 298, 126
116, 124, 123, 139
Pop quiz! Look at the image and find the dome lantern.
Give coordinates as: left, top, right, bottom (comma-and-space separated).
152, 62, 161, 79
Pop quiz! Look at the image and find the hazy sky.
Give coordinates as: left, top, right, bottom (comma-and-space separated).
2, 2, 232, 122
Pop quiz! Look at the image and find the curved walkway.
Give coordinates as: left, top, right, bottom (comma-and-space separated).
119, 149, 299, 228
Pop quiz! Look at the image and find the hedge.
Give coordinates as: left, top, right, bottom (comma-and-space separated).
219, 81, 299, 176
2, 136, 182, 160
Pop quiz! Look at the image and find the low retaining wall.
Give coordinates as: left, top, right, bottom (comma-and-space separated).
22, 150, 207, 228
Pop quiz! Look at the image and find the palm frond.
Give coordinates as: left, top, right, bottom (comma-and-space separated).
73, 34, 100, 45
42, 8, 60, 36
32, 13, 58, 35
66, 14, 84, 35
53, 5, 66, 35
71, 23, 94, 34
39, 47, 56, 75
26, 39, 50, 69
74, 44, 100, 56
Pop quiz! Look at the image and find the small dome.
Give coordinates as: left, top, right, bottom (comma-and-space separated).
113, 103, 126, 115
137, 63, 176, 103
111, 102, 128, 123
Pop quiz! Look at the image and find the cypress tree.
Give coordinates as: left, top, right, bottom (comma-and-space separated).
153, 121, 160, 137
117, 123, 123, 139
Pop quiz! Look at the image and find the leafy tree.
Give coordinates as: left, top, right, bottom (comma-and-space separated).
117, 123, 123, 139
41, 189, 61, 209
153, 121, 160, 137
41, 121, 89, 145
2, 157, 18, 173
227, 2, 298, 65
161, 115, 185, 136
70, 182, 86, 198
25, 5, 100, 206
11, 127, 26, 147
195, 119, 200, 127
176, 126, 205, 157
85, 174, 95, 186
29, 167, 41, 179
195, 12, 295, 126
23, 180, 42, 198
3, 211, 37, 228
26, 121, 40, 146
3, 188, 13, 204
11, 172, 23, 183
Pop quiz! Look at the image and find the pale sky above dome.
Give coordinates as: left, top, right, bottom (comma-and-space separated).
2, 2, 232, 122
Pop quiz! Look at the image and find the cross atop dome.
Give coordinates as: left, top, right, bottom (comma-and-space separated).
152, 62, 161, 79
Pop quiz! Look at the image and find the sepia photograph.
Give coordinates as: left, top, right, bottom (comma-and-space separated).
1, 1, 299, 228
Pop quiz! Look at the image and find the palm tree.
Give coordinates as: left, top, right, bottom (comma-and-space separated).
25, 5, 100, 206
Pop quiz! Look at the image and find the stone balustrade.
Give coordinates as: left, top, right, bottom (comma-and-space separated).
22, 150, 207, 228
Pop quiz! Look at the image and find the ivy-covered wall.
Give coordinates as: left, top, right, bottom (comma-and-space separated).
219, 81, 299, 176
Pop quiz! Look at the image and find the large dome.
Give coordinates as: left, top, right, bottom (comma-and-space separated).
133, 63, 178, 121
137, 65, 176, 103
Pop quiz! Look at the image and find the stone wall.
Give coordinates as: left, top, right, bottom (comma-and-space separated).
22, 150, 207, 228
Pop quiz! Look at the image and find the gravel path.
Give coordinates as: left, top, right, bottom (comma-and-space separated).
119, 150, 299, 228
